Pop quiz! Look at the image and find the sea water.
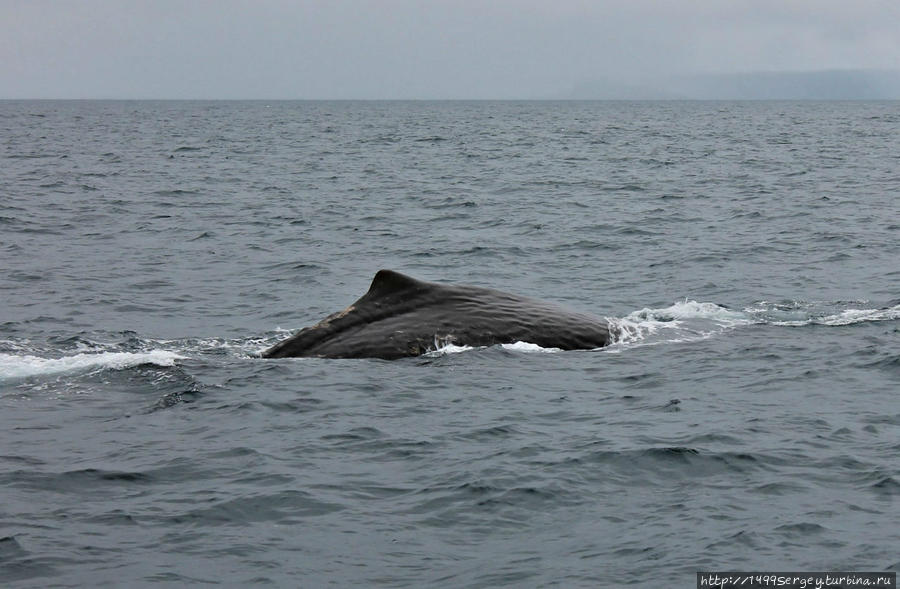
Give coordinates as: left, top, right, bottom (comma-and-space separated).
1, 100, 898, 587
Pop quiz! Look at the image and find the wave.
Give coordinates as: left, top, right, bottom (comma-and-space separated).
0, 350, 184, 381
608, 299, 899, 348
607, 300, 751, 347
0, 331, 282, 382
744, 301, 900, 327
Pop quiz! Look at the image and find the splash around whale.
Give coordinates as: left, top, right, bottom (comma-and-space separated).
261, 270, 611, 360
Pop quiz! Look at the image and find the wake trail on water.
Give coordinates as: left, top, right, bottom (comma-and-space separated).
0, 350, 184, 381
606, 300, 900, 350
0, 337, 268, 383
607, 300, 750, 348
743, 301, 900, 327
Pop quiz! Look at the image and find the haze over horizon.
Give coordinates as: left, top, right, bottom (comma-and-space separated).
2, 0, 899, 100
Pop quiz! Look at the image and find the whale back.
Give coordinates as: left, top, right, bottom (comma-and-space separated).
261, 270, 610, 359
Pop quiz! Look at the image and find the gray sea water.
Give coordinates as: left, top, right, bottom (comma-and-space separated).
1, 100, 898, 587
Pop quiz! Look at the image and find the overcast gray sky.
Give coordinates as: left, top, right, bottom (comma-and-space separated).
2, 0, 899, 99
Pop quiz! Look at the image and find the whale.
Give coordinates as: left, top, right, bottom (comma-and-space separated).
261, 269, 611, 360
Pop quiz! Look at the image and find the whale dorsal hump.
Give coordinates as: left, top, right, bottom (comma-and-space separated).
365, 269, 426, 299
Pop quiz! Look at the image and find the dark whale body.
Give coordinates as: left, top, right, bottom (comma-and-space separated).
261, 270, 611, 360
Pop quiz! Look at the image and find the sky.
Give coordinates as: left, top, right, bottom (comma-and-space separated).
2, 0, 899, 99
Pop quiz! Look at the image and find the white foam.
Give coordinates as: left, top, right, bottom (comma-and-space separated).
0, 350, 184, 380
744, 302, 900, 327
424, 342, 475, 357
425, 339, 561, 357
607, 300, 751, 346
825, 305, 900, 325
625, 300, 749, 323
500, 341, 561, 353
770, 306, 900, 326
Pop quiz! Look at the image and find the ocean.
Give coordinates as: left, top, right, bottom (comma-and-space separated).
1, 100, 898, 587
